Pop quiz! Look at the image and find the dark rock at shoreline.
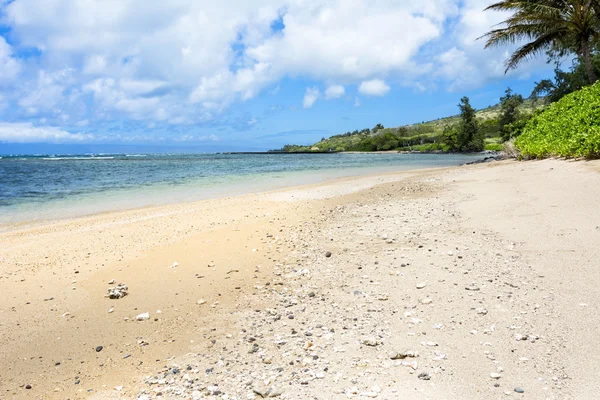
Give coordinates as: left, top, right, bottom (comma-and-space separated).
464, 155, 504, 165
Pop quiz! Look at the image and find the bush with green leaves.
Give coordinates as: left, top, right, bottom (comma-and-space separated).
516, 82, 600, 158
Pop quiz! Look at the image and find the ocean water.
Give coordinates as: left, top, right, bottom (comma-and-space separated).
0, 152, 484, 225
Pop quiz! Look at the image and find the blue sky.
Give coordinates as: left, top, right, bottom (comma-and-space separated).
0, 0, 555, 153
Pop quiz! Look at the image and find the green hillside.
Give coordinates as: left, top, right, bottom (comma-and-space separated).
281, 99, 541, 153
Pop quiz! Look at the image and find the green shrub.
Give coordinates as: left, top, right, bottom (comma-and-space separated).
484, 143, 503, 151
516, 82, 600, 158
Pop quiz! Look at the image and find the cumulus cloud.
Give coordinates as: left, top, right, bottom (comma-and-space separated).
0, 122, 93, 143
0, 37, 20, 83
303, 86, 320, 109
0, 0, 553, 140
358, 79, 390, 97
324, 85, 345, 100
431, 0, 550, 90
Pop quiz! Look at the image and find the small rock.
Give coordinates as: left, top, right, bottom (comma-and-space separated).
416, 282, 427, 289
418, 372, 431, 380
325, 251, 332, 258
253, 385, 283, 398
390, 350, 419, 360
136, 312, 150, 321
490, 373, 502, 379
106, 284, 128, 299
514, 387, 525, 394
95, 346, 103, 352
169, 262, 179, 268
25, 385, 32, 389
360, 337, 381, 346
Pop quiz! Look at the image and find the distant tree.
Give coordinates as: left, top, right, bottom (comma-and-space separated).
353, 137, 375, 151
457, 96, 483, 152
396, 126, 409, 137
499, 87, 524, 141
479, 118, 501, 138
372, 123, 384, 133
372, 131, 399, 151
442, 125, 460, 151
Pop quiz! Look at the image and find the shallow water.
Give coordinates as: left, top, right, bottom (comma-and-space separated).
0, 152, 484, 224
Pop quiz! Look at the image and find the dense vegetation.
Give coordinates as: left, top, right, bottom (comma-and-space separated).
516, 81, 600, 158
281, 95, 538, 153
481, 0, 600, 159
283, 1, 600, 158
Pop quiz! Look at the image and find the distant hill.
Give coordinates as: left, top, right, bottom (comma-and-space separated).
281, 98, 542, 153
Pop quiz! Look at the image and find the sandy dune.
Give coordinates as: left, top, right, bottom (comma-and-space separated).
1, 159, 599, 399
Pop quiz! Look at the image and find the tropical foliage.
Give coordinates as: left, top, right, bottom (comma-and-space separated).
499, 87, 525, 141
443, 97, 485, 152
515, 81, 600, 158
481, 0, 600, 84
531, 54, 600, 102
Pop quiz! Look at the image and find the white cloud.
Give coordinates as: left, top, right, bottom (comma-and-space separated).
0, 0, 553, 132
431, 0, 551, 90
324, 84, 345, 99
303, 86, 320, 108
358, 79, 390, 97
0, 37, 21, 83
0, 122, 93, 143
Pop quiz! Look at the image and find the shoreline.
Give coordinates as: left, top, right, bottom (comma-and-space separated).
0, 159, 483, 232
2, 159, 600, 399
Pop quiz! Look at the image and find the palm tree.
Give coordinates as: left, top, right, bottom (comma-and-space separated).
481, 0, 600, 84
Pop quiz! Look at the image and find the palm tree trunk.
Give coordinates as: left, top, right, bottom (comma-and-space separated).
581, 41, 598, 84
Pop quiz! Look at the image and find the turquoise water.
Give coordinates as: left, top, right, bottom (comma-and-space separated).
0, 153, 484, 224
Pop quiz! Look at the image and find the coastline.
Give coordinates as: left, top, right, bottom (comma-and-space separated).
2, 159, 600, 399
0, 153, 485, 228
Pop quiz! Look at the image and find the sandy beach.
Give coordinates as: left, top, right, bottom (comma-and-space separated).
2, 159, 600, 399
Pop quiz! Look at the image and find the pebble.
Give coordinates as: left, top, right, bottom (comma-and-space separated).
25, 385, 32, 389
390, 350, 419, 360
490, 373, 501, 379
418, 372, 431, 380
416, 282, 427, 289
514, 387, 525, 394
95, 346, 103, 352
106, 283, 128, 299
253, 385, 283, 398
360, 337, 381, 346
325, 251, 332, 258
136, 312, 150, 321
